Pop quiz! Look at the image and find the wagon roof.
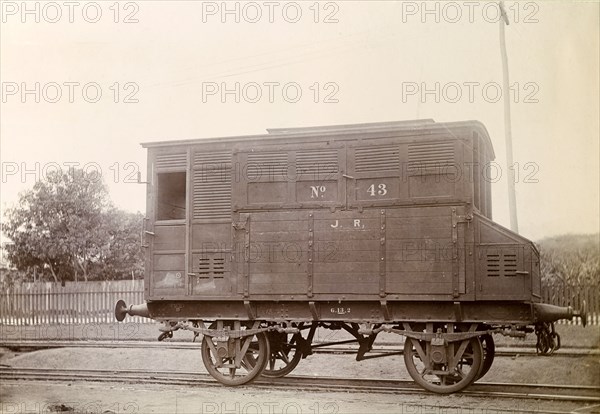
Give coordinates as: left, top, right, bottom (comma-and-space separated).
141, 119, 495, 158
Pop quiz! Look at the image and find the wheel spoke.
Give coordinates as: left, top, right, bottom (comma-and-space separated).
261, 330, 304, 378
279, 351, 290, 364
412, 340, 428, 362
205, 339, 223, 368
269, 355, 276, 370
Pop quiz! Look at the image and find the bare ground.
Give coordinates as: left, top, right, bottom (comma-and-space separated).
4, 379, 593, 414
1, 323, 599, 413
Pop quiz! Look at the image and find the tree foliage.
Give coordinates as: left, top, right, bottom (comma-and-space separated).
538, 233, 600, 286
3, 169, 144, 282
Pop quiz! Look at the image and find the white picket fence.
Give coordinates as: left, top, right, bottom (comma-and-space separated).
0, 280, 149, 325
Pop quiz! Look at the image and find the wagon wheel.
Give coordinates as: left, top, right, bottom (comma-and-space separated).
477, 334, 495, 380
448, 332, 495, 383
536, 331, 551, 355
403, 335, 483, 394
260, 331, 303, 378
201, 321, 269, 386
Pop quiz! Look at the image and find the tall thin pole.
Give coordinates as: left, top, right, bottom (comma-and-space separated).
499, 1, 519, 232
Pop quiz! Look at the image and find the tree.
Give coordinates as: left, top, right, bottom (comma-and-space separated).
96, 208, 144, 280
538, 234, 600, 286
4, 169, 144, 282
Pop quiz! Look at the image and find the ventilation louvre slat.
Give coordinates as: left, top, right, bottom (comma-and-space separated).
194, 151, 231, 165
408, 142, 455, 173
355, 145, 399, 173
486, 252, 518, 277
247, 152, 288, 164
193, 151, 232, 220
194, 254, 228, 279
156, 153, 187, 170
296, 150, 339, 177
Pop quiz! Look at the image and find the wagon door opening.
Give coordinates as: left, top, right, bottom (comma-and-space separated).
149, 153, 189, 298
157, 172, 186, 220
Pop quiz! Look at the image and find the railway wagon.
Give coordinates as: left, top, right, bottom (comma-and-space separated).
116, 119, 586, 393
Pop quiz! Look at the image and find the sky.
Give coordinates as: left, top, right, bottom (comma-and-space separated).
1, 0, 599, 243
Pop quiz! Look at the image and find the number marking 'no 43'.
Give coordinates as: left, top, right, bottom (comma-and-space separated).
367, 183, 387, 196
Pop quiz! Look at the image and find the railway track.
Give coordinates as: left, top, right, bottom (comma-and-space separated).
1, 340, 597, 358
1, 366, 599, 404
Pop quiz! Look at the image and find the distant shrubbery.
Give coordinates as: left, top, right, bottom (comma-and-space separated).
537, 234, 600, 285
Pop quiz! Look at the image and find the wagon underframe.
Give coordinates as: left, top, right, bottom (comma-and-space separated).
145, 299, 538, 325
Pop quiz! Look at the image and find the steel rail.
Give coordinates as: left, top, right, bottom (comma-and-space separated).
1, 366, 598, 403
1, 340, 597, 358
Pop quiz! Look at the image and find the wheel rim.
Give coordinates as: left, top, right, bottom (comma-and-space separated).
261, 331, 303, 378
201, 322, 270, 386
477, 334, 495, 380
447, 332, 495, 384
404, 336, 483, 394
